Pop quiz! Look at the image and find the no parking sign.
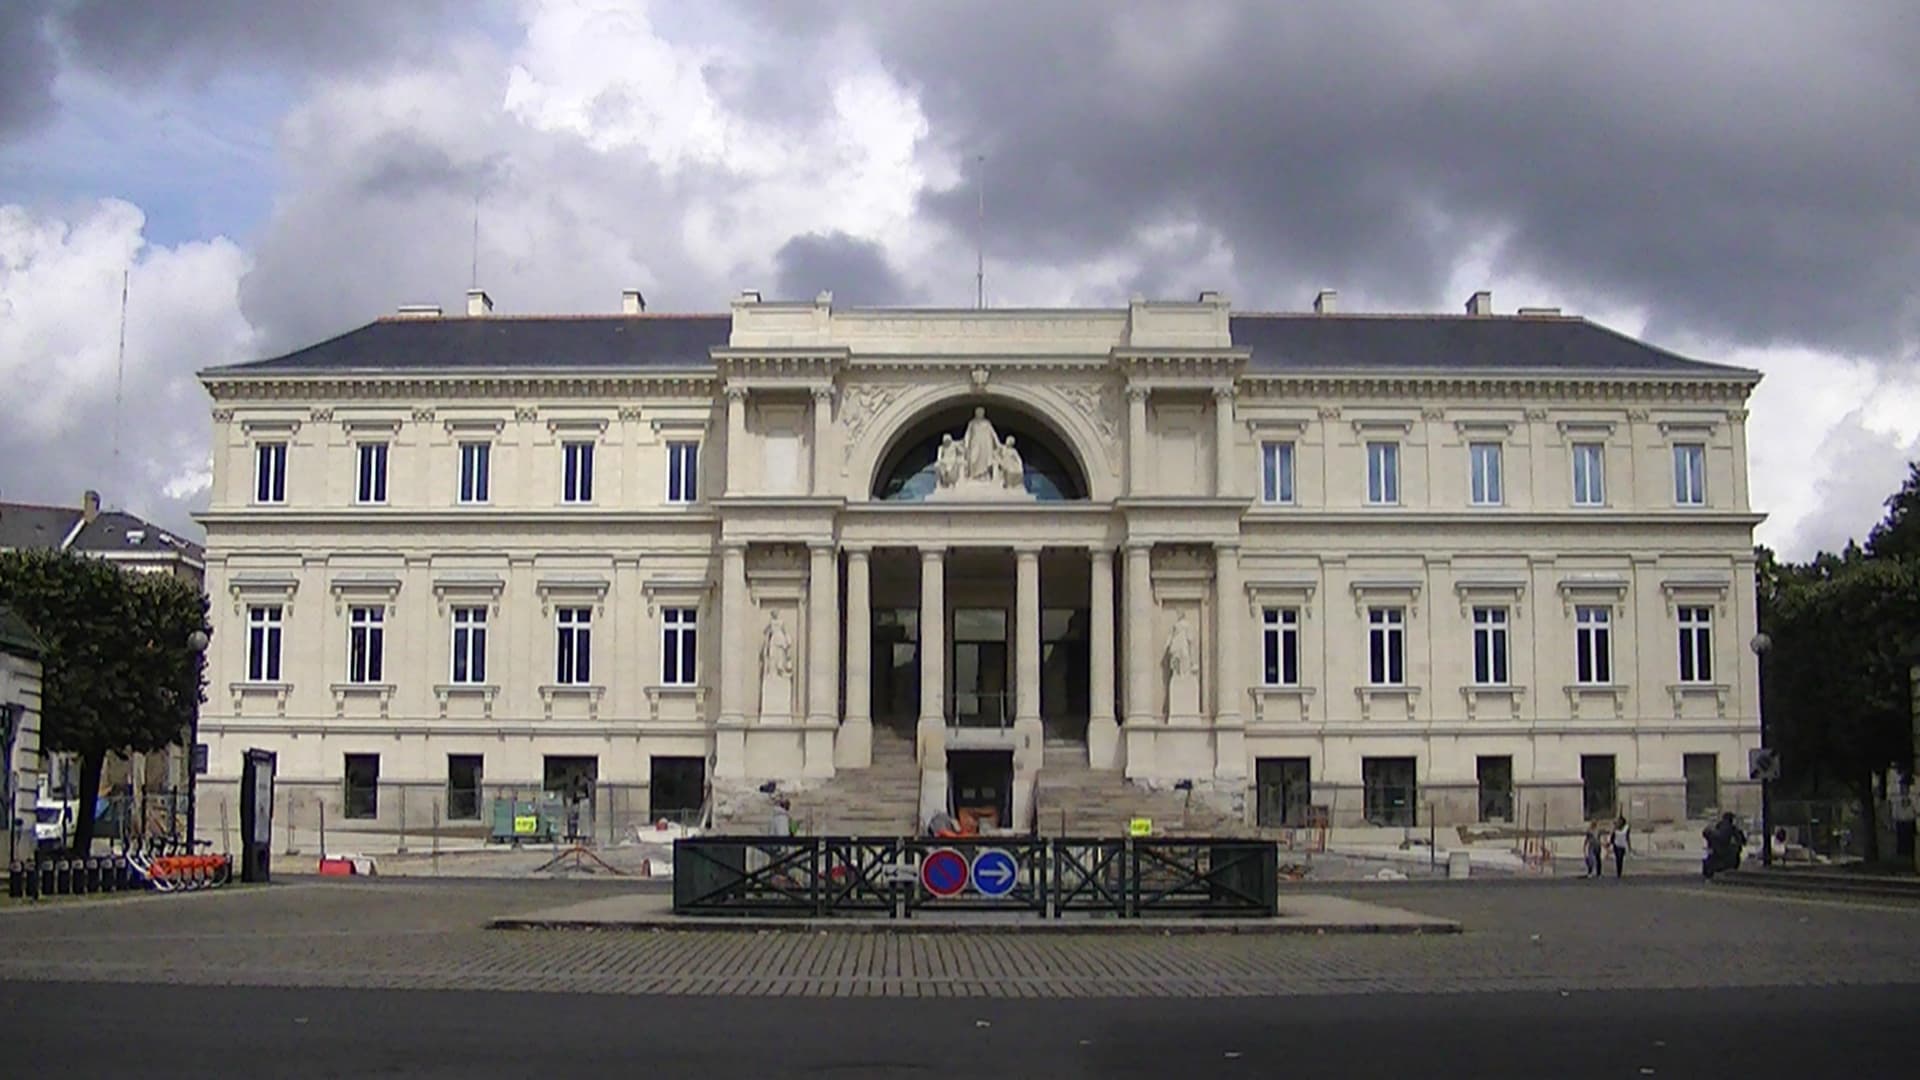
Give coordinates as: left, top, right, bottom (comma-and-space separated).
920, 848, 969, 897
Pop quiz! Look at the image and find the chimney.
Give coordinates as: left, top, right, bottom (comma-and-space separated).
394, 304, 442, 319
82, 489, 100, 523
1465, 290, 1493, 316
1312, 289, 1338, 315
466, 288, 493, 317
621, 288, 647, 315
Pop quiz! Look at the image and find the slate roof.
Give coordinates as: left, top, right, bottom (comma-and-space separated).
0, 603, 45, 660
0, 502, 203, 565
0, 503, 81, 552
211, 315, 731, 374
1230, 313, 1750, 377
206, 308, 1750, 379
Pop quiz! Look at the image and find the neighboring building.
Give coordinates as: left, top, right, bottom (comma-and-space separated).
193, 287, 1764, 841
1, 603, 45, 863
0, 492, 206, 819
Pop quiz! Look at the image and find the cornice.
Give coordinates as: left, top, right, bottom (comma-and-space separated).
201, 370, 716, 403
1240, 509, 1767, 528
194, 509, 722, 529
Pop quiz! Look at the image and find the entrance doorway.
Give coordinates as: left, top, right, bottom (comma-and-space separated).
1255, 757, 1312, 827
1477, 755, 1514, 824
543, 755, 597, 841
870, 608, 919, 733
649, 756, 705, 825
948, 750, 1013, 831
953, 608, 1009, 727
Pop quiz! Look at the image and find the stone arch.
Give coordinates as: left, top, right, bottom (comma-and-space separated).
849, 381, 1120, 503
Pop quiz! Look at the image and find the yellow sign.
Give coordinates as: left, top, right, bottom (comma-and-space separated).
513, 815, 539, 834
1129, 817, 1153, 837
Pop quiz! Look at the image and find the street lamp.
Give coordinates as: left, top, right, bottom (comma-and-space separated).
1750, 632, 1773, 867
185, 628, 210, 847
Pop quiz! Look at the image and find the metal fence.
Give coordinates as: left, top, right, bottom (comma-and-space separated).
672, 835, 1280, 919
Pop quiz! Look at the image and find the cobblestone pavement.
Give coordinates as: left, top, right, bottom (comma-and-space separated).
2, 876, 1915, 998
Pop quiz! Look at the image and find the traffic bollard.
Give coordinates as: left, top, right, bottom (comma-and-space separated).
7, 862, 21, 898
27, 858, 42, 899
114, 856, 130, 891
37, 857, 53, 896
86, 858, 102, 894
54, 859, 70, 895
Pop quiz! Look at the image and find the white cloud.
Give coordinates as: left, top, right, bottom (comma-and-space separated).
0, 197, 252, 532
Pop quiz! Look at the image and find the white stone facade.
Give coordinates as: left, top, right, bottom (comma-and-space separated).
194, 291, 1763, 839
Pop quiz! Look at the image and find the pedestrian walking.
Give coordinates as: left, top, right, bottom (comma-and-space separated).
1610, 815, 1630, 877
1583, 821, 1603, 878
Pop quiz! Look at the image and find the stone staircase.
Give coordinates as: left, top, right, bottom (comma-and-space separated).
1034, 740, 1252, 837
711, 726, 924, 836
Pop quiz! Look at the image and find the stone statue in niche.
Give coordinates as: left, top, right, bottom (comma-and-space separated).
759, 609, 794, 720
1165, 612, 1201, 721
927, 406, 1037, 502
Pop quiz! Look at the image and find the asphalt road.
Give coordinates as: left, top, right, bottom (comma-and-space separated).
2, 979, 1902, 1078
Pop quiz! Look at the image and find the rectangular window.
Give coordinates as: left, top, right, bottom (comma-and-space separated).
666, 441, 699, 504
1472, 606, 1509, 686
555, 607, 592, 685
447, 754, 483, 821
1469, 442, 1503, 506
459, 441, 491, 504
343, 753, 379, 820
1366, 441, 1400, 505
1581, 754, 1618, 819
1572, 442, 1606, 506
450, 606, 488, 685
347, 605, 385, 684
1260, 441, 1295, 504
661, 607, 698, 685
562, 441, 595, 503
356, 441, 389, 504
254, 442, 287, 504
1677, 605, 1713, 683
1367, 606, 1405, 686
1683, 753, 1719, 819
246, 604, 283, 682
1261, 608, 1300, 687
1575, 605, 1613, 685
1674, 443, 1706, 506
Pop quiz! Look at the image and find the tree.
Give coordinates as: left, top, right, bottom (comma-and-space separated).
0, 550, 209, 853
1866, 461, 1920, 564
1766, 558, 1920, 861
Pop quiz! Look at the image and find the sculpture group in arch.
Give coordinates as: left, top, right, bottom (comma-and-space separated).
927, 407, 1035, 502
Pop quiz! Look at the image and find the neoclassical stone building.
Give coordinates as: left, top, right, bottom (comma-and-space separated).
195, 288, 1763, 839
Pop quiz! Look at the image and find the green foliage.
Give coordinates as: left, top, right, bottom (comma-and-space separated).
1867, 462, 1920, 564
0, 549, 209, 850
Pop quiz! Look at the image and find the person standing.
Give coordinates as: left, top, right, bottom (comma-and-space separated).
1610, 815, 1631, 878
1583, 821, 1603, 879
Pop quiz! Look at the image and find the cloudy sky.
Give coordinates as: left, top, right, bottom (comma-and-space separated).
2, 0, 1916, 557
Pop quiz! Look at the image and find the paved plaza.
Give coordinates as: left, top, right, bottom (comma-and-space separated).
2, 875, 1916, 999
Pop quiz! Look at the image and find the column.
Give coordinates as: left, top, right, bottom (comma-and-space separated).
1014, 546, 1043, 771
1087, 547, 1120, 770
724, 386, 746, 495
836, 547, 873, 768
810, 386, 834, 495
714, 542, 749, 778
1126, 385, 1149, 495
1213, 386, 1236, 497
1212, 543, 1246, 781
916, 546, 947, 766
1122, 541, 1155, 778
803, 542, 839, 778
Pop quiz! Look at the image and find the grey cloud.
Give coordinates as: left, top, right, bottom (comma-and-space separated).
0, 2, 58, 138
50, 0, 469, 87
1793, 415, 1920, 558
819, 2, 1920, 357
772, 232, 911, 306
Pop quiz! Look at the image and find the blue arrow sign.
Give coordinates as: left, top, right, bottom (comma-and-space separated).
971, 848, 1018, 898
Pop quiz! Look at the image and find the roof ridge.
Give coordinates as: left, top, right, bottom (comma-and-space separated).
0, 500, 80, 513
373, 313, 729, 323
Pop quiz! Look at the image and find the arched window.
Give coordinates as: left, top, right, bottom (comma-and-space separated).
872, 402, 1088, 502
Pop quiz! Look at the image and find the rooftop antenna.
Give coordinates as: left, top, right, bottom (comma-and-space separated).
113, 268, 128, 478
975, 153, 985, 309
469, 191, 481, 290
